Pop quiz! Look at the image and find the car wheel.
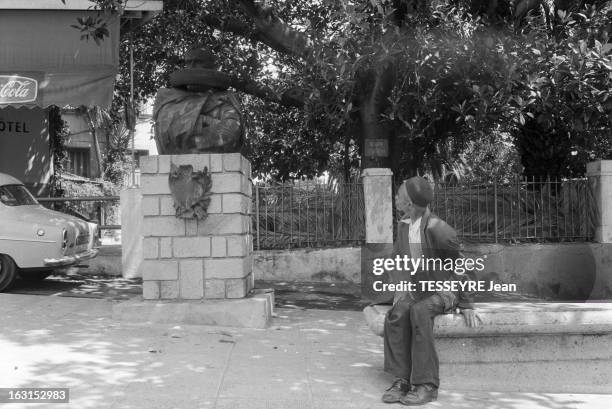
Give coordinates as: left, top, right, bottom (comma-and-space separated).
19, 270, 52, 281
0, 254, 18, 292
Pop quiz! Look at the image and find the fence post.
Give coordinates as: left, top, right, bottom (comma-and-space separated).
360, 168, 394, 303
100, 204, 106, 236
361, 168, 394, 243
493, 182, 498, 243
255, 184, 260, 251
586, 160, 612, 243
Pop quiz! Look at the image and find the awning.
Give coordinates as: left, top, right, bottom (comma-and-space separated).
0, 9, 120, 109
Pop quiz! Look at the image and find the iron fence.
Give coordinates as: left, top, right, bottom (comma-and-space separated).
33, 176, 595, 246
429, 177, 596, 243
253, 180, 366, 250
36, 196, 121, 232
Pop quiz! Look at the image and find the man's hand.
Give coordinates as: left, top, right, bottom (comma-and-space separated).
460, 308, 482, 328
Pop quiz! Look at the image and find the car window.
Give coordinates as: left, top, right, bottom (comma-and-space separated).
0, 184, 38, 206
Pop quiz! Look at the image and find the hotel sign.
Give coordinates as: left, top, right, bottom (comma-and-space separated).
0, 75, 38, 104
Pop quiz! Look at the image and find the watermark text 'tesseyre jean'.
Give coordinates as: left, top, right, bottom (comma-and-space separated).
370, 255, 517, 293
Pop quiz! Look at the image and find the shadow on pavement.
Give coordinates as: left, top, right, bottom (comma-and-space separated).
9, 274, 142, 301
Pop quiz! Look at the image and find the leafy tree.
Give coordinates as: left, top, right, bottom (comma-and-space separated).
511, 6, 612, 178
453, 133, 523, 183
48, 106, 70, 195
72, 0, 612, 182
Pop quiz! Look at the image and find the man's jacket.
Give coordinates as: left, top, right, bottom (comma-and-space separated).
389, 208, 475, 312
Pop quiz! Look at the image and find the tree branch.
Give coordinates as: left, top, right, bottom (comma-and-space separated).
233, 0, 314, 61
191, 2, 315, 107
175, 69, 305, 108
199, 10, 313, 62
200, 14, 253, 37
229, 76, 305, 108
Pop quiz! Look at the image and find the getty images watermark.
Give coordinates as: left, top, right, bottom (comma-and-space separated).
371, 255, 517, 293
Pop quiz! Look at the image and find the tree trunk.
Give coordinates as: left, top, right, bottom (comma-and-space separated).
86, 109, 105, 179
356, 59, 397, 169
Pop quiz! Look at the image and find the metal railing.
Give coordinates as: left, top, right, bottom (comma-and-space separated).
36, 196, 121, 231
429, 177, 596, 243
33, 176, 595, 246
253, 180, 366, 250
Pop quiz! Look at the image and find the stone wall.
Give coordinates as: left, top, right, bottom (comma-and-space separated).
139, 153, 254, 300
464, 242, 612, 301
252, 243, 612, 300
95, 241, 612, 300
254, 247, 361, 283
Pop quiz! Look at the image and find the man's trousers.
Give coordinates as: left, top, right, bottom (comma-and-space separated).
383, 293, 447, 387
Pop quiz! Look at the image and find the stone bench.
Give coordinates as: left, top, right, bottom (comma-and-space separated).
363, 302, 612, 337
363, 301, 612, 393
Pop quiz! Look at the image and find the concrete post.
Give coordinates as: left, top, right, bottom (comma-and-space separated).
587, 160, 612, 243
361, 168, 395, 302
120, 187, 143, 279
362, 168, 394, 243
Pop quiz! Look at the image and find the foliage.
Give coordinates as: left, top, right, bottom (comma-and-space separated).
79, 100, 135, 186
69, 0, 612, 182
378, 2, 612, 179
510, 5, 612, 178
103, 146, 134, 186
54, 178, 120, 224
101, 99, 135, 185
62, 0, 121, 44
382, 5, 517, 179
453, 133, 523, 183
48, 106, 70, 196
61, 177, 118, 198
244, 98, 331, 181
113, 1, 258, 102
109, 0, 347, 181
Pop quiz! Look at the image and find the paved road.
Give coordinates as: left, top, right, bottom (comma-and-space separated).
8, 275, 546, 311
8, 276, 368, 310
1, 293, 610, 409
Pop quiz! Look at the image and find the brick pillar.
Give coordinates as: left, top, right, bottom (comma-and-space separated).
587, 160, 612, 243
360, 168, 395, 302
139, 153, 253, 300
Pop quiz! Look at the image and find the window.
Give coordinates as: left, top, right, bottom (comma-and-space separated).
65, 148, 90, 177
0, 184, 38, 206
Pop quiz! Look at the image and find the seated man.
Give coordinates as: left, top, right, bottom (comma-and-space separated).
382, 176, 480, 406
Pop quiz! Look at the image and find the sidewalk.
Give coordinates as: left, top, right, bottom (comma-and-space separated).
1, 293, 610, 409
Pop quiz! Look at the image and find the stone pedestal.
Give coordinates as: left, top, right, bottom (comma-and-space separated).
360, 168, 395, 303
587, 160, 612, 244
115, 153, 271, 328
139, 153, 254, 300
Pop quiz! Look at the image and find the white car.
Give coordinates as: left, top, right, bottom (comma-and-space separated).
0, 173, 99, 291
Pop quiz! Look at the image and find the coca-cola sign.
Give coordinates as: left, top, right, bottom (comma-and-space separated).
0, 75, 38, 104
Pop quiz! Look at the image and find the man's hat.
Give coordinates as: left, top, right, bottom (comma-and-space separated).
185, 49, 217, 69
404, 176, 433, 207
170, 48, 231, 91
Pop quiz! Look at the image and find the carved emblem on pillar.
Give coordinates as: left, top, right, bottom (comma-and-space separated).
168, 163, 212, 220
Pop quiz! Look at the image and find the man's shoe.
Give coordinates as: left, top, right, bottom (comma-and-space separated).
399, 383, 438, 406
381, 378, 410, 403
